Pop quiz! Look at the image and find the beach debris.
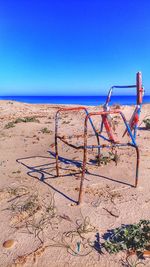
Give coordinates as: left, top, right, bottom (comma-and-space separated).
143, 118, 150, 129
77, 241, 81, 252
12, 170, 21, 174
59, 214, 72, 222
103, 207, 120, 218
3, 239, 15, 248
47, 230, 93, 257
120, 254, 146, 267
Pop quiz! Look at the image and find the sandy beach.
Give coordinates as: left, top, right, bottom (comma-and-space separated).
0, 100, 150, 267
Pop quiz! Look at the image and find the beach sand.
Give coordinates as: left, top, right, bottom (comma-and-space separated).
0, 100, 150, 267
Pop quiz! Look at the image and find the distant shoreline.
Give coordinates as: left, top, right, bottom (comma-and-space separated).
0, 95, 150, 106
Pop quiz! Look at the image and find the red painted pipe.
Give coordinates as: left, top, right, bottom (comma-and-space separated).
136, 72, 143, 105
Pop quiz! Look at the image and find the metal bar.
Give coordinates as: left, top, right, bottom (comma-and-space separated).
55, 106, 93, 177
97, 132, 113, 142
56, 107, 88, 113
134, 105, 141, 139
120, 112, 137, 146
57, 136, 83, 149
78, 111, 117, 204
122, 106, 138, 138
101, 114, 115, 141
55, 112, 59, 176
100, 120, 104, 133
96, 134, 101, 166
122, 72, 143, 138
78, 114, 88, 205
104, 85, 136, 109
57, 115, 139, 193
104, 72, 143, 141
56, 106, 99, 139
111, 85, 136, 89
134, 145, 140, 187
104, 88, 113, 108
84, 110, 136, 146
57, 138, 133, 150
77, 110, 139, 204
59, 133, 96, 139
83, 143, 132, 149
85, 109, 101, 138
56, 106, 112, 149
136, 72, 143, 105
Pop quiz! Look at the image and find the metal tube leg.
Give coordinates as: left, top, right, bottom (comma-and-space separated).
78, 117, 88, 205
55, 136, 59, 177
96, 134, 101, 166
100, 121, 104, 133
55, 113, 59, 177
78, 146, 87, 205
135, 146, 140, 187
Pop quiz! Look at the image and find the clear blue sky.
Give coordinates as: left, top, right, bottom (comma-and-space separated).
0, 0, 150, 95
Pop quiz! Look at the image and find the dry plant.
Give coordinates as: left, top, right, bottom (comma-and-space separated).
7, 186, 29, 198
9, 194, 40, 215
64, 212, 97, 241
0, 186, 29, 203
47, 232, 94, 257
12, 243, 47, 266
5, 187, 99, 261
90, 186, 123, 207
8, 190, 63, 244
23, 193, 62, 243
121, 254, 145, 267
40, 127, 52, 134
4, 116, 40, 129
95, 150, 120, 166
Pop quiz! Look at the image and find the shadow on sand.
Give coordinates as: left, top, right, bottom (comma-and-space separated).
16, 151, 132, 204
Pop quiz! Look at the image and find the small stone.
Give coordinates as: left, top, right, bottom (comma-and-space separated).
3, 239, 15, 248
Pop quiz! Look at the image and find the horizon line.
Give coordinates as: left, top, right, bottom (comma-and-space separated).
0, 94, 150, 97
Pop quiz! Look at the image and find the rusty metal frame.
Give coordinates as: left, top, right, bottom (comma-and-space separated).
101, 72, 144, 140
54, 72, 143, 205
55, 109, 139, 205
78, 110, 139, 205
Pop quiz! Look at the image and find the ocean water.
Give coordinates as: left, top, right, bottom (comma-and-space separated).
0, 95, 150, 106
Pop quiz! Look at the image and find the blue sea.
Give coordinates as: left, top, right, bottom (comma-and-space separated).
0, 95, 150, 106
